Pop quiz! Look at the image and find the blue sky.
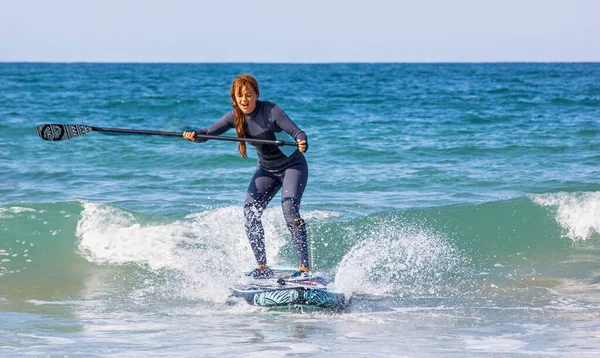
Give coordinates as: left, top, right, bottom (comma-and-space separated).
1, 0, 598, 62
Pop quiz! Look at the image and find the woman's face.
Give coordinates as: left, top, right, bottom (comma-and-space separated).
235, 85, 258, 114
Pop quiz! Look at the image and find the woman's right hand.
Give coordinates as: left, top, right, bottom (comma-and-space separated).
183, 131, 196, 141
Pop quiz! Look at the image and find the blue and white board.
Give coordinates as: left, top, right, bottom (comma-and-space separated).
229, 269, 348, 310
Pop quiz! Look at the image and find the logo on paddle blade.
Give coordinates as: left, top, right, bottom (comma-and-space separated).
37, 124, 92, 141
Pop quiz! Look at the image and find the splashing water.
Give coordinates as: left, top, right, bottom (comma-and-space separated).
75, 202, 330, 302
532, 192, 600, 241
333, 217, 466, 298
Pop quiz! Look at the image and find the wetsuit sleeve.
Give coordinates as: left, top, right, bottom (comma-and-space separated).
195, 111, 235, 143
272, 105, 308, 150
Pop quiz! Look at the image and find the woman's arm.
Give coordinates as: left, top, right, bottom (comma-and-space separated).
183, 111, 235, 142
272, 105, 308, 152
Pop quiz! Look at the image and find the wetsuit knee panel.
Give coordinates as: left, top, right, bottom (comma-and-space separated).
283, 217, 306, 231
293, 217, 306, 229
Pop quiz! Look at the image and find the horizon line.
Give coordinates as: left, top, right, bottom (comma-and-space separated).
1, 60, 599, 65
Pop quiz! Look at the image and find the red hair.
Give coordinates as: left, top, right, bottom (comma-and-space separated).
230, 75, 260, 159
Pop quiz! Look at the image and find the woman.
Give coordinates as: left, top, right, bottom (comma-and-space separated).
183, 75, 310, 279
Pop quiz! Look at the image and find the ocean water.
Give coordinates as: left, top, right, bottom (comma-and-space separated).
1, 62, 600, 357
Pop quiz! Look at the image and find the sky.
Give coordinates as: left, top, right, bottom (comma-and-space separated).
0, 0, 598, 63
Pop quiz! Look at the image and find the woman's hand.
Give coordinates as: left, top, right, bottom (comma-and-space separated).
297, 139, 307, 153
183, 131, 196, 141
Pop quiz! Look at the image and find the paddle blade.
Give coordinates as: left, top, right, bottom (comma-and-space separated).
36, 124, 94, 141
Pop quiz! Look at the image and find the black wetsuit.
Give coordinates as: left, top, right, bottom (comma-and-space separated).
197, 100, 309, 268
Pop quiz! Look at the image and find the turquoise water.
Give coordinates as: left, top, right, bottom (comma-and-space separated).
1, 63, 600, 356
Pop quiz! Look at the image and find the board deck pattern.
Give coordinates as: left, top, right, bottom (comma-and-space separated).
230, 269, 348, 310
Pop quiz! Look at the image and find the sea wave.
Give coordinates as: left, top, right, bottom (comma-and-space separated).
2, 192, 599, 302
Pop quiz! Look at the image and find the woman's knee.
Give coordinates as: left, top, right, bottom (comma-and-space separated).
281, 198, 305, 230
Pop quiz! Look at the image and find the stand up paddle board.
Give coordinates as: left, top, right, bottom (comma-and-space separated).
229, 268, 348, 310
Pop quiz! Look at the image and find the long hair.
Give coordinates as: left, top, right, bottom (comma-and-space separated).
230, 74, 260, 159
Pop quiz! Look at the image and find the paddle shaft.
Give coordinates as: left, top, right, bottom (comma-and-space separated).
92, 126, 298, 146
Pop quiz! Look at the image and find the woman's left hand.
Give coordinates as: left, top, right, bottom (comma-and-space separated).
297, 139, 307, 153
183, 131, 196, 141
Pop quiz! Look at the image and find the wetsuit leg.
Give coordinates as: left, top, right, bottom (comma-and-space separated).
244, 167, 282, 266
280, 161, 309, 268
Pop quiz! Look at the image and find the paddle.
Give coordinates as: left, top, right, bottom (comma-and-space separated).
36, 124, 298, 146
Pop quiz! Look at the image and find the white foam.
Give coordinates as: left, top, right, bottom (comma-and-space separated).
10, 206, 37, 213
76, 202, 321, 302
332, 219, 463, 298
26, 299, 74, 306
532, 192, 600, 241
302, 210, 341, 221
463, 336, 528, 352
77, 202, 183, 269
